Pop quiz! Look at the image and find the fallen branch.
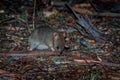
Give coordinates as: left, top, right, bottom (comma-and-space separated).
91, 12, 120, 17
0, 50, 71, 57
74, 59, 120, 67
65, 3, 106, 43
0, 50, 87, 58
0, 50, 120, 67
73, 7, 120, 17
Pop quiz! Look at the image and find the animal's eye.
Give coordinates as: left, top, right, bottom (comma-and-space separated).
56, 46, 59, 49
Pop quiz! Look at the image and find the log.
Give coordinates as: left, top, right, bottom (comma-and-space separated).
0, 50, 120, 67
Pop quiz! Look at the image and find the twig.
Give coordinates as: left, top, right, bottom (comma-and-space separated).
33, 0, 36, 29
0, 17, 15, 24
90, 12, 120, 17
74, 59, 120, 67
73, 6, 120, 17
0, 69, 15, 77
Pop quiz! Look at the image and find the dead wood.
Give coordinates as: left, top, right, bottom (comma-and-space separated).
74, 59, 120, 67
91, 12, 120, 17
0, 50, 120, 67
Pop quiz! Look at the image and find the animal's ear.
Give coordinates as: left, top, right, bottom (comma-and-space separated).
58, 29, 68, 38
53, 32, 59, 40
